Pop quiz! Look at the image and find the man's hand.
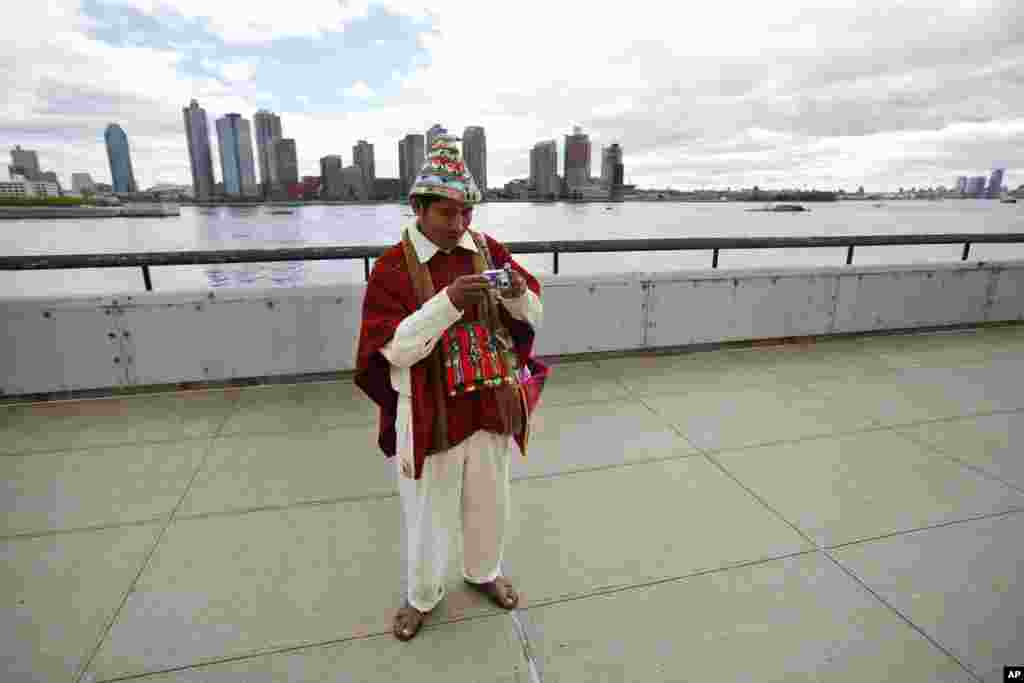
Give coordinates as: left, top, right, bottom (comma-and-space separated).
446, 274, 491, 311
500, 270, 527, 299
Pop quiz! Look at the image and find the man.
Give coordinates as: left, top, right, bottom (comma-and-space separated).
354, 135, 546, 641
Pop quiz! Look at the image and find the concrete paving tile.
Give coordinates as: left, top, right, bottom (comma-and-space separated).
218, 381, 376, 437
511, 399, 698, 480
506, 457, 813, 607
527, 553, 967, 682
0, 523, 162, 682
106, 613, 528, 683
831, 512, 1024, 680
537, 360, 632, 406
800, 375, 986, 427
601, 351, 787, 396
88, 499, 405, 680
894, 413, 1024, 490
178, 425, 394, 518
890, 365, 1024, 415
2, 440, 207, 537
642, 384, 877, 452
0, 390, 237, 455
713, 430, 1024, 547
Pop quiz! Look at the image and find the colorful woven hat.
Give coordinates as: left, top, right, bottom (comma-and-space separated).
409, 134, 482, 205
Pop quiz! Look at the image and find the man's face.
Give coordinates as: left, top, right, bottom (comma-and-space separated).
413, 197, 473, 251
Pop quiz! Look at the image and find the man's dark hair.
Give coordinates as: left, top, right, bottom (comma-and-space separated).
411, 195, 442, 213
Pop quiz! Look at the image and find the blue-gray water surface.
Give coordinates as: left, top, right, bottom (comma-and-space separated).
1, 200, 1021, 297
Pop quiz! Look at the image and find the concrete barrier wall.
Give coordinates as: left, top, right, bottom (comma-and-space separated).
3, 259, 1023, 396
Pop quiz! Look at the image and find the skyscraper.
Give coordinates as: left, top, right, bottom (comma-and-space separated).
399, 134, 424, 196
104, 124, 138, 194
988, 169, 1005, 198
274, 139, 299, 187
215, 113, 258, 197
10, 145, 41, 179
563, 126, 591, 191
601, 143, 623, 188
426, 124, 447, 154
183, 99, 216, 200
253, 110, 283, 193
352, 140, 375, 196
320, 155, 343, 199
462, 126, 487, 195
530, 140, 559, 198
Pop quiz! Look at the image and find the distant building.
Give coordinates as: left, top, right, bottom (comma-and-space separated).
462, 126, 487, 196
319, 155, 344, 199
10, 145, 41, 180
104, 124, 138, 194
503, 179, 530, 199
301, 176, 321, 200
967, 176, 988, 196
71, 173, 96, 194
563, 126, 591, 191
426, 124, 447, 154
183, 100, 216, 200
530, 140, 559, 198
610, 163, 625, 200
253, 110, 283, 194
987, 169, 1005, 198
39, 171, 63, 194
215, 113, 258, 197
398, 134, 424, 197
373, 177, 402, 200
0, 178, 60, 199
601, 144, 623, 188
339, 165, 368, 200
274, 139, 299, 187
352, 140, 375, 196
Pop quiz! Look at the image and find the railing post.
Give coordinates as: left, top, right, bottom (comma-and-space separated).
142, 265, 153, 291
553, 250, 559, 275
962, 243, 971, 261
712, 248, 719, 268
846, 245, 854, 265
364, 256, 370, 282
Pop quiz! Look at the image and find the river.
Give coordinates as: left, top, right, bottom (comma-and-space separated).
1, 199, 1021, 297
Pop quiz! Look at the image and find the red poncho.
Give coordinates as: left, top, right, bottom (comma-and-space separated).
354, 231, 546, 479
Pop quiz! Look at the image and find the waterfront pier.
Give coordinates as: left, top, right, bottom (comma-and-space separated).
2, 236, 1023, 681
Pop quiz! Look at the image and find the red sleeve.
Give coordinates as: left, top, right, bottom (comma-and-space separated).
353, 250, 415, 456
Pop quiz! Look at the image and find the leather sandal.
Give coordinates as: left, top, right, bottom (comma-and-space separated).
393, 603, 427, 641
465, 576, 519, 609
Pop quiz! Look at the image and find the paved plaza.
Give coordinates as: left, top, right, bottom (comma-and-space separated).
2, 324, 1023, 682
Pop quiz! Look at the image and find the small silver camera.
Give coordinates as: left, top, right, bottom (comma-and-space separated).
482, 263, 513, 289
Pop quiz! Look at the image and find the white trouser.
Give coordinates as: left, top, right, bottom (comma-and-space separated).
397, 429, 514, 613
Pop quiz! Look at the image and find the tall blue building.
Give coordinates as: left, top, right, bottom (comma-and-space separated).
104, 124, 137, 194
987, 169, 1005, 198
215, 113, 258, 197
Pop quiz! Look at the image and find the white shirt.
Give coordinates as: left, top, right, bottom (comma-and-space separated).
379, 224, 543, 462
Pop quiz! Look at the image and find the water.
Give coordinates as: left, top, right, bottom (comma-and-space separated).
1, 200, 1021, 297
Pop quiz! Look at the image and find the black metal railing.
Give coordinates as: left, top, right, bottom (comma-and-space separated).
2, 233, 1023, 292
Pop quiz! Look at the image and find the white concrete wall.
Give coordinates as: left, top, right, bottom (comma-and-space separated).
2, 259, 1023, 396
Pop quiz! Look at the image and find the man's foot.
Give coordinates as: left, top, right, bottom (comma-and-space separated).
393, 602, 427, 641
465, 576, 519, 609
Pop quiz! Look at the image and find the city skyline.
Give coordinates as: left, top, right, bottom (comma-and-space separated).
4, 2, 1023, 192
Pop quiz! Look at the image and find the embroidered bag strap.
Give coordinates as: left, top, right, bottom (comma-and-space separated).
400, 228, 449, 453
470, 230, 529, 450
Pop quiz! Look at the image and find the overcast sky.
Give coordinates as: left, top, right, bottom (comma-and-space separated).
2, 0, 1022, 191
